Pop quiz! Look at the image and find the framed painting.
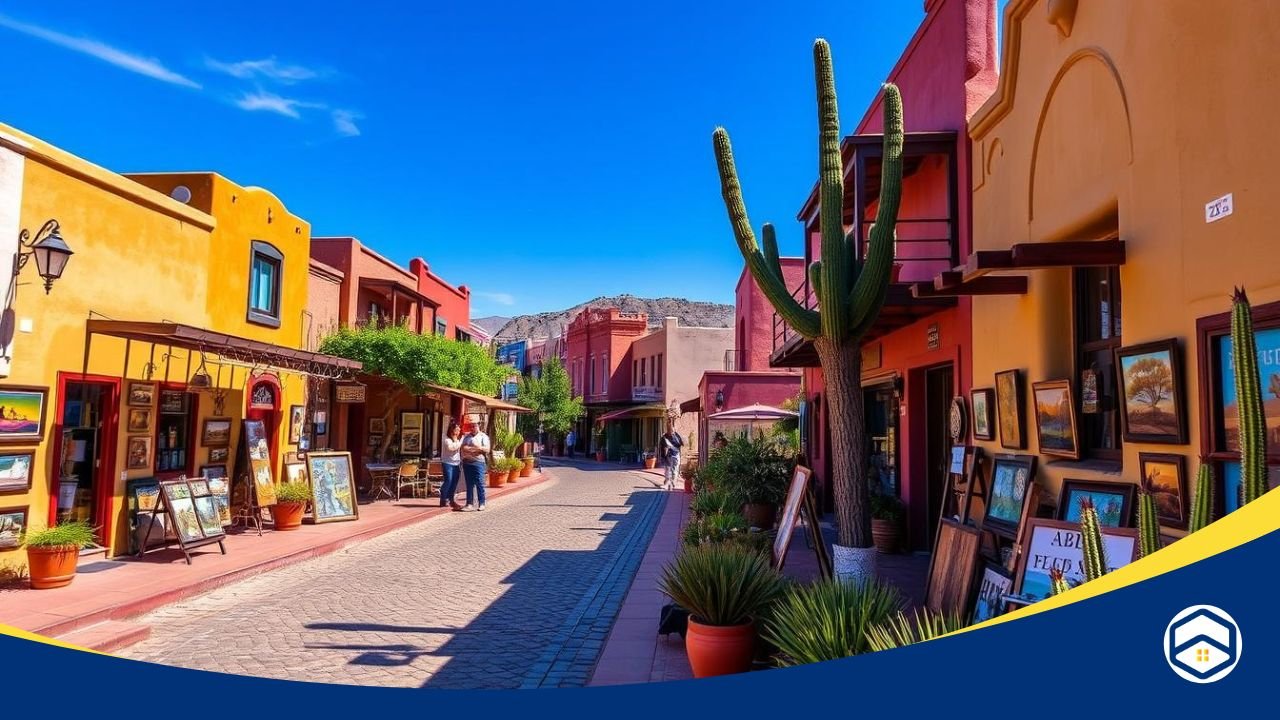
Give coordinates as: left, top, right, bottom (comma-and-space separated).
0, 386, 48, 444
188, 478, 210, 496
288, 405, 305, 444
168, 497, 205, 543
369, 417, 386, 435
207, 478, 232, 525
0, 506, 27, 550
305, 451, 359, 523
244, 419, 269, 461
134, 483, 160, 512
970, 388, 995, 441
201, 418, 232, 448
982, 454, 1038, 538
209, 447, 229, 463
995, 369, 1026, 450
1139, 452, 1189, 529
400, 412, 425, 456
1013, 518, 1139, 602
127, 382, 155, 407
200, 464, 228, 480
970, 561, 1013, 625
1115, 339, 1188, 444
771, 465, 812, 571
1057, 480, 1136, 528
127, 408, 152, 433
0, 451, 34, 493
126, 436, 153, 470
159, 390, 188, 414
1032, 379, 1080, 460
192, 495, 225, 538
284, 461, 309, 486
250, 458, 277, 507
925, 519, 981, 616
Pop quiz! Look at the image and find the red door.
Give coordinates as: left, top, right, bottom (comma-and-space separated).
246, 375, 282, 475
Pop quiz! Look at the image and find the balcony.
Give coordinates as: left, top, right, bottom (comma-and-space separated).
632, 385, 662, 402
771, 132, 960, 368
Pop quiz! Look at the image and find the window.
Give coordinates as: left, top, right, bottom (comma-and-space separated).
588, 355, 595, 396
633, 360, 639, 386
640, 357, 647, 386
455, 328, 471, 342
1074, 266, 1123, 462
247, 241, 283, 327
435, 317, 448, 336
657, 353, 664, 388
601, 354, 609, 393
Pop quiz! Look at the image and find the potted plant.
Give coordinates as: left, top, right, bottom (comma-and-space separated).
272, 482, 311, 531
521, 455, 535, 477
643, 450, 658, 469
488, 461, 507, 488
504, 456, 522, 483
593, 426, 607, 462
711, 436, 789, 529
763, 578, 904, 665
659, 543, 785, 678
22, 521, 97, 589
870, 494, 905, 554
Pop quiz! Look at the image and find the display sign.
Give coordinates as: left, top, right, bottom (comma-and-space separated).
1014, 519, 1138, 602
927, 323, 941, 350
335, 384, 367, 403
1205, 192, 1233, 223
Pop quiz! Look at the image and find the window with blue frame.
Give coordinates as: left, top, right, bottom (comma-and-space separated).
247, 241, 283, 327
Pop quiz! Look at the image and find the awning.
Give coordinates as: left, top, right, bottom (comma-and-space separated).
359, 278, 440, 308
86, 320, 361, 378
425, 383, 531, 413
914, 239, 1126, 298
707, 404, 797, 421
680, 397, 702, 414
596, 403, 668, 423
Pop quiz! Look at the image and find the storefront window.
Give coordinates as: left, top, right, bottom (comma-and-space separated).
155, 389, 194, 475
1074, 266, 1123, 462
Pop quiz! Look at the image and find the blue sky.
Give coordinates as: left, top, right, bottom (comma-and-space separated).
0, 1, 983, 318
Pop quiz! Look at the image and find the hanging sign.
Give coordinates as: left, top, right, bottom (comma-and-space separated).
927, 323, 941, 350
335, 384, 366, 403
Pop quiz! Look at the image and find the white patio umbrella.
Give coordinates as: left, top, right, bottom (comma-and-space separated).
706, 403, 798, 437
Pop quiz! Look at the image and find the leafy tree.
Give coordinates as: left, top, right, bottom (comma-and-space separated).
1125, 357, 1173, 412
516, 356, 584, 440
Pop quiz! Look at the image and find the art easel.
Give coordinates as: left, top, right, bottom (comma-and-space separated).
138, 479, 226, 564
772, 465, 832, 579
924, 444, 985, 614
231, 420, 276, 534
941, 445, 986, 526
802, 487, 832, 579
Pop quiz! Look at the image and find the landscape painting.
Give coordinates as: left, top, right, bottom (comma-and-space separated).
1217, 326, 1280, 451
0, 452, 34, 493
995, 370, 1025, 449
251, 459, 278, 506
245, 420, 269, 460
306, 451, 359, 523
971, 388, 994, 441
193, 495, 224, 537
971, 562, 1012, 624
1058, 480, 1135, 528
1139, 453, 1189, 529
0, 507, 26, 550
127, 382, 155, 407
207, 478, 232, 525
1032, 380, 1079, 459
0, 386, 48, 444
202, 418, 232, 448
1117, 339, 1186, 443
983, 454, 1036, 537
168, 497, 204, 543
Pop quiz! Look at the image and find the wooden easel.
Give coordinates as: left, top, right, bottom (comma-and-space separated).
231, 420, 276, 534
941, 445, 986, 526
138, 479, 226, 564
802, 487, 832, 580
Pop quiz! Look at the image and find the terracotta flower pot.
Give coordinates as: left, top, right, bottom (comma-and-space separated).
27, 545, 80, 590
686, 618, 756, 678
271, 501, 306, 531
595, 451, 606, 462
872, 518, 901, 554
507, 469, 520, 484
644, 457, 657, 469
743, 503, 778, 530
488, 470, 506, 488
521, 458, 534, 477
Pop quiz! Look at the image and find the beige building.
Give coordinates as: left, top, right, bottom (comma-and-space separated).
627, 317, 733, 454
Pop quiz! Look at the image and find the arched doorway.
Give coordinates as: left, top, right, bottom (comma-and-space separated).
246, 373, 282, 473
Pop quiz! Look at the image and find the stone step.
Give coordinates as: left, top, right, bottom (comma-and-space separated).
54, 621, 151, 654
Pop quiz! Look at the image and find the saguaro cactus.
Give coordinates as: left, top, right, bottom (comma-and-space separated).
1189, 460, 1214, 533
1136, 480, 1162, 559
1232, 288, 1269, 505
1048, 567, 1070, 597
1079, 498, 1109, 582
713, 39, 904, 577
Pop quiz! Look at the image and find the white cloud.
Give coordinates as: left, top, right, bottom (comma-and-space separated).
331, 109, 362, 137
477, 292, 517, 307
0, 13, 201, 89
234, 91, 323, 118
205, 56, 320, 84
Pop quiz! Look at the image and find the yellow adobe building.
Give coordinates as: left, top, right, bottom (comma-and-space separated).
933, 0, 1280, 535
0, 122, 357, 567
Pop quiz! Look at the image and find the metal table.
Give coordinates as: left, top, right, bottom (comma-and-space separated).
365, 463, 399, 502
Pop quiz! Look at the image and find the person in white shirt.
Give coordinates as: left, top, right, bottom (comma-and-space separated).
660, 424, 684, 491
460, 414, 492, 511
440, 420, 464, 511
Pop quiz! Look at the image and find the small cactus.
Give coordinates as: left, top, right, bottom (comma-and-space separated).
1079, 497, 1109, 582
1189, 460, 1215, 533
1048, 567, 1070, 597
1232, 288, 1269, 505
1136, 480, 1162, 559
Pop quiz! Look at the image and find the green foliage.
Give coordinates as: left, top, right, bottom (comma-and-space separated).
319, 322, 509, 396
658, 543, 786, 627
1190, 460, 1215, 533
275, 482, 312, 503
762, 578, 904, 665
1048, 567, 1070, 597
516, 357, 584, 437
1078, 498, 1109, 582
870, 493, 904, 522
864, 609, 967, 652
1232, 288, 1269, 505
498, 457, 524, 473
702, 435, 791, 506
496, 428, 524, 458
681, 511, 749, 546
1137, 486, 1162, 559
691, 487, 736, 518
23, 521, 97, 549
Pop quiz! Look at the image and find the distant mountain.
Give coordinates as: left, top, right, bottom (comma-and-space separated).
471, 316, 512, 336
495, 295, 733, 341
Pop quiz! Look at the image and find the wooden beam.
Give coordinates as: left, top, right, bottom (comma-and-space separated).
961, 250, 1014, 282
935, 270, 964, 289
913, 276, 1029, 297
1010, 239, 1125, 268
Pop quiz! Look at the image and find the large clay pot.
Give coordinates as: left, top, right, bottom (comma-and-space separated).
871, 518, 901, 554
271, 502, 305, 531
521, 458, 534, 477
27, 546, 79, 590
743, 503, 778, 530
595, 451, 606, 462
507, 468, 520, 484
644, 457, 657, 469
686, 618, 756, 678
488, 469, 507, 488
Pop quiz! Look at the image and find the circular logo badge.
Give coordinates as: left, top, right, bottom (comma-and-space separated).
1164, 605, 1241, 683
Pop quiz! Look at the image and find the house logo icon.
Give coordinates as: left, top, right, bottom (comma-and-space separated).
1164, 605, 1242, 683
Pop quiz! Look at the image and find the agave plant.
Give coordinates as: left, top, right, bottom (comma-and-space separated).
762, 578, 903, 665
681, 511, 749, 546
690, 487, 737, 518
658, 543, 785, 627
864, 609, 967, 652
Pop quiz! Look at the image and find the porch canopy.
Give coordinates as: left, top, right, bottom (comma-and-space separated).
595, 403, 668, 423
912, 239, 1126, 298
84, 319, 362, 378
425, 383, 531, 414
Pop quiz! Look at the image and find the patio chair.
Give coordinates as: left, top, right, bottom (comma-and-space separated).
420, 460, 444, 498
395, 459, 426, 501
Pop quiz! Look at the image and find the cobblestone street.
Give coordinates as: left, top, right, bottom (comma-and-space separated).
119, 463, 667, 689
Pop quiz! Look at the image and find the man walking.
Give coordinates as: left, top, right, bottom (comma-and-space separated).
565, 428, 576, 459
659, 424, 684, 491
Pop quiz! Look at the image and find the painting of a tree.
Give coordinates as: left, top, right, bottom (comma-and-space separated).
1126, 357, 1173, 411
1117, 341, 1186, 443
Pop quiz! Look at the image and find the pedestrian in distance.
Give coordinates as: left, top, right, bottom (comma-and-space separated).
565, 428, 577, 459
659, 423, 684, 491
440, 419, 464, 511
460, 414, 492, 511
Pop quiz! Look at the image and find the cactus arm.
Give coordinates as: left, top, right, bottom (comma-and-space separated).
1189, 461, 1215, 533
808, 260, 823, 303
761, 223, 784, 282
814, 39, 850, 341
849, 84, 905, 338
1079, 499, 1109, 582
1232, 288, 1268, 504
714, 129, 820, 338
1137, 491, 1161, 558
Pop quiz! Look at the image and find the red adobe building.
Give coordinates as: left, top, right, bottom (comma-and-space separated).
770, 0, 998, 551
410, 258, 474, 341
564, 308, 649, 454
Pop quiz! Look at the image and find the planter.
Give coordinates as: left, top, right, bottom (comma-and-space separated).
686, 618, 756, 678
871, 518, 901, 554
595, 451, 606, 462
832, 543, 879, 585
521, 458, 534, 477
27, 546, 80, 589
644, 457, 657, 469
488, 469, 507, 488
271, 501, 306, 531
506, 469, 520, 484
742, 503, 778, 530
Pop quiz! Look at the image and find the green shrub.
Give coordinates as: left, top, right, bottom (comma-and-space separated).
763, 578, 903, 665
865, 609, 967, 652
681, 511, 748, 546
691, 487, 736, 518
275, 482, 312, 504
658, 543, 785, 626
870, 493, 904, 522
703, 435, 791, 507
23, 521, 97, 549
